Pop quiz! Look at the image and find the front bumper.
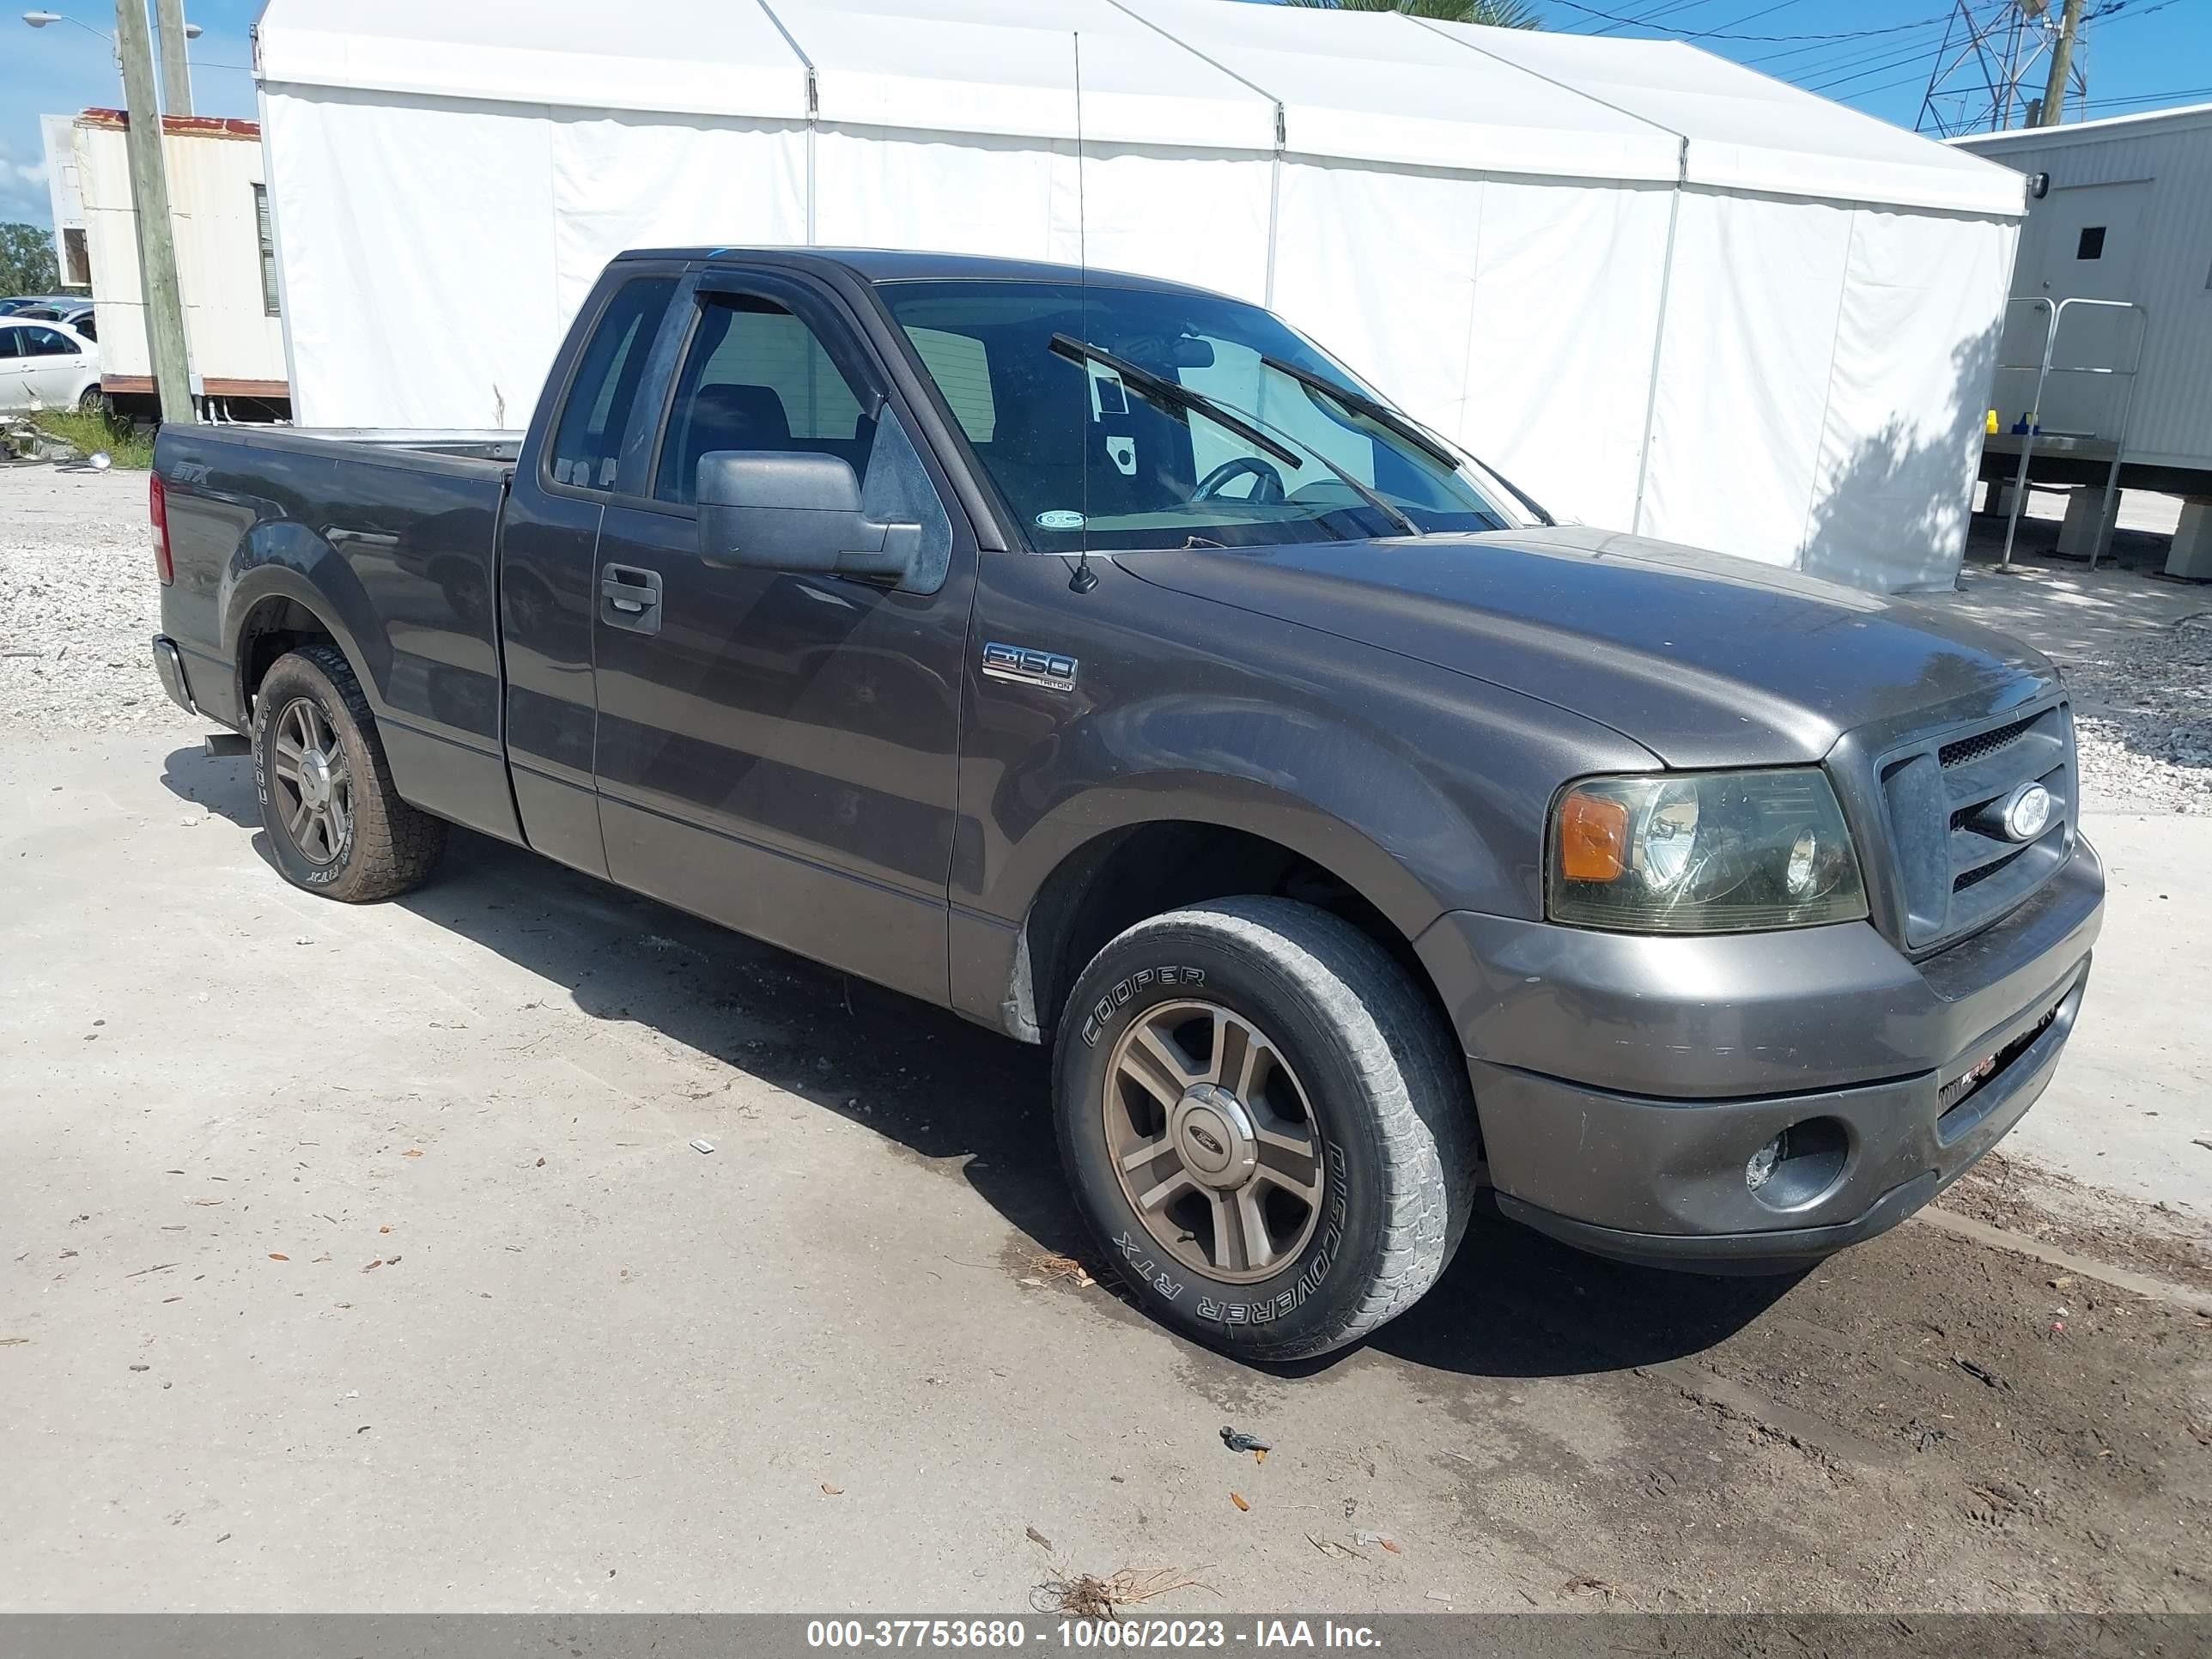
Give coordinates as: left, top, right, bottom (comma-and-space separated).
1415, 837, 2104, 1272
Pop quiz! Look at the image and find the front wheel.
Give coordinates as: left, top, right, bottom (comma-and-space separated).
252, 643, 447, 902
1054, 896, 1476, 1362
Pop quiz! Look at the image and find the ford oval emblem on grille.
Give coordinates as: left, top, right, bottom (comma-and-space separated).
2001, 782, 2052, 842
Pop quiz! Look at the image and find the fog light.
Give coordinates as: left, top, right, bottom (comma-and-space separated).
1743, 1117, 1851, 1211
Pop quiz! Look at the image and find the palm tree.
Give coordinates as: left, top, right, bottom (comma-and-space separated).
1284, 0, 1545, 27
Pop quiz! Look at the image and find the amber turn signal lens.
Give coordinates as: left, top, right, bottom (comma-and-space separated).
1558, 790, 1630, 883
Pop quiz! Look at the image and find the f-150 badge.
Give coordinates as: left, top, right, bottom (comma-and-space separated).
981, 641, 1078, 694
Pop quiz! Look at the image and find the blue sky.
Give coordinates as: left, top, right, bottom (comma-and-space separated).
4, 0, 2209, 231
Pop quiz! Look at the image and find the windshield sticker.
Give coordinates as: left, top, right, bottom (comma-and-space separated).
1036, 509, 1086, 531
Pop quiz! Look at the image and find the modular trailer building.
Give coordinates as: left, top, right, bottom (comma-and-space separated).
62, 108, 292, 411
252, 0, 2029, 592
1954, 104, 2212, 578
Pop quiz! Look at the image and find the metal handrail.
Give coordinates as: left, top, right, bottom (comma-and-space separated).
1993, 296, 2148, 572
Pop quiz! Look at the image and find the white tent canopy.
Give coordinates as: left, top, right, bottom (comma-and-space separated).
256, 0, 2027, 591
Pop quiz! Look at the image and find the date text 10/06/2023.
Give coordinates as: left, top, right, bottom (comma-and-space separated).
805, 1620, 1385, 1650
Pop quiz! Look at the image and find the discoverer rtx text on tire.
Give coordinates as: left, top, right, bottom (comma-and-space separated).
251, 644, 447, 903
1054, 896, 1477, 1361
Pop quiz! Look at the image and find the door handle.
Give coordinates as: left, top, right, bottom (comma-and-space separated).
599, 563, 664, 634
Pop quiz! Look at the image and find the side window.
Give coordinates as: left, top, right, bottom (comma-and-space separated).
0, 327, 23, 362
653, 294, 872, 505
546, 275, 677, 490
22, 326, 73, 358
252, 184, 280, 317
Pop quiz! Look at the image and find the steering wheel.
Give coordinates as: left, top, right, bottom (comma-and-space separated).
1194, 455, 1287, 505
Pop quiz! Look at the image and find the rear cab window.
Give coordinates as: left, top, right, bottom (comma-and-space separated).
545, 276, 678, 491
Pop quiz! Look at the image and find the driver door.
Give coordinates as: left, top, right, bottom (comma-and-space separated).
587, 268, 979, 1006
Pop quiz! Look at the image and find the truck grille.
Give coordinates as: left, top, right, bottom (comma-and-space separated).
1875, 699, 2074, 952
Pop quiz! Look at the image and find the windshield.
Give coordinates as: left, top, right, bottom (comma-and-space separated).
876, 279, 1522, 551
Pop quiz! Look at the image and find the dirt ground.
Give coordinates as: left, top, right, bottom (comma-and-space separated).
2, 465, 2208, 1615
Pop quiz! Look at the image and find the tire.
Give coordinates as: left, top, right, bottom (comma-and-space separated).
1054, 896, 1476, 1362
78, 385, 106, 415
251, 643, 447, 902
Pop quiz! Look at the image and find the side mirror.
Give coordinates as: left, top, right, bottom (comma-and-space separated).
695, 450, 921, 581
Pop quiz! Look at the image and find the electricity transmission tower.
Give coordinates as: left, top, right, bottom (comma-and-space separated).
1915, 0, 2088, 136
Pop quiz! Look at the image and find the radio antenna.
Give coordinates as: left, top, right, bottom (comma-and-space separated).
1067, 29, 1098, 595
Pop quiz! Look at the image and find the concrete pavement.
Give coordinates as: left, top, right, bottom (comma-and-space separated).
3, 729, 2206, 1613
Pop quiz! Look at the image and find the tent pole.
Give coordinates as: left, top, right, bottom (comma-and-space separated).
1263, 107, 1283, 308
1630, 146, 1686, 538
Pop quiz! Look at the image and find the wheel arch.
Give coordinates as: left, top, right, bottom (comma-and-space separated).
223, 531, 382, 726
989, 803, 1459, 1054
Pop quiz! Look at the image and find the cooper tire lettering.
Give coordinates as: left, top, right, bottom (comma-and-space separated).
1079, 965, 1206, 1047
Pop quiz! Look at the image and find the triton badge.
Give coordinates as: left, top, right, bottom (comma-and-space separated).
981, 641, 1079, 693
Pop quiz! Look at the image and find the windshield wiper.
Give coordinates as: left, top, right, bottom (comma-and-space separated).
1259, 355, 1458, 469
1258, 354, 1557, 527
1049, 335, 1301, 471
1049, 333, 1418, 539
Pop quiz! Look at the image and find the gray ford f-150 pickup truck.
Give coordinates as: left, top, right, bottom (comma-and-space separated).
149, 248, 2101, 1360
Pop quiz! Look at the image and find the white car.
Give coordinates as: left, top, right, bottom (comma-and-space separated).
0, 319, 100, 413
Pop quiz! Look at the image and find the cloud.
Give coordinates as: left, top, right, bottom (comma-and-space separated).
0, 140, 53, 224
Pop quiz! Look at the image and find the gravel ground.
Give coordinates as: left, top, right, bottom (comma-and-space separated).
0, 465, 201, 739
1947, 493, 2212, 815
2066, 617, 2212, 815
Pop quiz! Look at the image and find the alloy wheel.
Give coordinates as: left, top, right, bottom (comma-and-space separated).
1102, 1000, 1325, 1284
270, 696, 352, 866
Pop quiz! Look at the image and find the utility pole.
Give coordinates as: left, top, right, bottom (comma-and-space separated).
153, 0, 192, 115
114, 0, 195, 424
2037, 0, 2084, 126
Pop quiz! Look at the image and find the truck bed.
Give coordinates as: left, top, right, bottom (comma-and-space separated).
186, 425, 525, 471
155, 422, 525, 845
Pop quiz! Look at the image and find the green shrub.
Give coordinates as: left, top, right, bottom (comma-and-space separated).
28, 408, 156, 470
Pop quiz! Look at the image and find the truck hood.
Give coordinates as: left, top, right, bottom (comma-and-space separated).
1116, 526, 2057, 769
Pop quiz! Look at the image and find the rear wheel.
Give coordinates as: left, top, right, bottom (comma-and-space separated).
252, 644, 447, 902
1054, 896, 1475, 1362
77, 385, 105, 415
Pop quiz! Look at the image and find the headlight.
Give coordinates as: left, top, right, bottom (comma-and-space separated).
1547, 769, 1869, 933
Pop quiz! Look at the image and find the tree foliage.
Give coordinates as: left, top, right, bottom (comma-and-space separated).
1282, 0, 1544, 27
1, 222, 61, 297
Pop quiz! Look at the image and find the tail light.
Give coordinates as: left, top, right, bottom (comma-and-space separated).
149, 471, 172, 586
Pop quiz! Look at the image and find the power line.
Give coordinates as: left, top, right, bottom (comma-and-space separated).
1806, 38, 1960, 94
1700, 0, 1822, 31
1741, 22, 1950, 73
2077, 83, 2212, 106
1739, 20, 1948, 68
1542, 2, 1953, 43
1565, 0, 1733, 37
